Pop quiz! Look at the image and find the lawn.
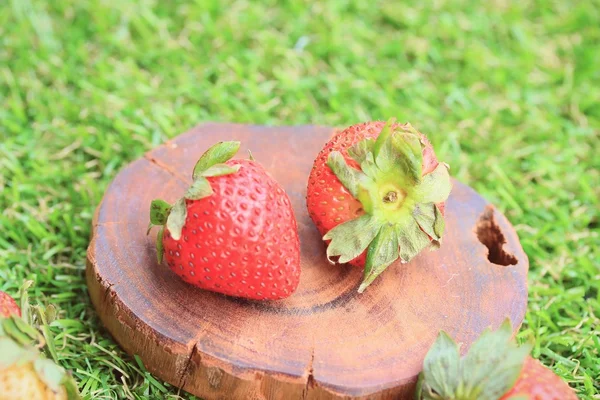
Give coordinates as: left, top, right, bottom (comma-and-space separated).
0, 0, 598, 398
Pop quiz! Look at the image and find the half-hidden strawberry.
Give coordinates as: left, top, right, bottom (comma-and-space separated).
1, 288, 80, 400
148, 141, 301, 300
0, 291, 21, 318
306, 119, 451, 292
416, 320, 577, 400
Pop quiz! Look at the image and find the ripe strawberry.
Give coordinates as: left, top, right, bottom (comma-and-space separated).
416, 321, 577, 400
0, 291, 21, 318
148, 141, 301, 301
1, 288, 79, 400
306, 119, 451, 292
500, 357, 578, 400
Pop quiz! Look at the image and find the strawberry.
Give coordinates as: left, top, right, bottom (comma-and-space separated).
306, 119, 451, 292
1, 287, 80, 400
148, 141, 301, 300
416, 321, 577, 400
499, 357, 578, 400
0, 291, 21, 318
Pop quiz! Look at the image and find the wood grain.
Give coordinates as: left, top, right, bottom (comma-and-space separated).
86, 123, 529, 400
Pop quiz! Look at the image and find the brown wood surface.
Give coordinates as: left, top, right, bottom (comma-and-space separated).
86, 123, 529, 400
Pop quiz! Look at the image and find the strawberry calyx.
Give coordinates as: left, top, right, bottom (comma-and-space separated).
324, 118, 452, 292
148, 141, 242, 264
416, 320, 531, 400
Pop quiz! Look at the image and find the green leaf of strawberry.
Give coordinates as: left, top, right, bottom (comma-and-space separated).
192, 141, 241, 179
34, 357, 65, 393
360, 224, 398, 292
323, 215, 380, 264
166, 198, 188, 241
348, 138, 375, 164
413, 204, 445, 242
413, 163, 452, 204
155, 227, 165, 264
417, 320, 531, 400
326, 151, 365, 198
421, 331, 460, 398
185, 177, 213, 200
149, 199, 171, 226
201, 163, 241, 177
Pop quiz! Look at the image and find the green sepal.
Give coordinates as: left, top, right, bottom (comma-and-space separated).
417, 320, 531, 400
372, 118, 395, 160
149, 199, 171, 226
184, 177, 213, 200
390, 130, 423, 183
371, 118, 422, 185
2, 316, 40, 347
156, 226, 165, 264
359, 151, 379, 180
0, 336, 36, 369
32, 357, 82, 399
192, 141, 240, 179
201, 163, 241, 178
415, 371, 425, 400
359, 224, 398, 293
413, 203, 445, 241
348, 138, 375, 164
413, 163, 452, 204
166, 198, 187, 241
327, 151, 365, 198
460, 320, 531, 399
34, 357, 66, 393
248, 149, 255, 161
421, 330, 461, 399
397, 219, 432, 263
323, 215, 380, 264
433, 205, 444, 239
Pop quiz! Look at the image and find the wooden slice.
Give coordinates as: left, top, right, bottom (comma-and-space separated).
86, 123, 529, 400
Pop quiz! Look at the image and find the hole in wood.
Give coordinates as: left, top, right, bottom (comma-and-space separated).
476, 206, 518, 266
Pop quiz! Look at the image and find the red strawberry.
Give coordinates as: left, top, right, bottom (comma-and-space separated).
0, 291, 21, 318
148, 141, 301, 300
500, 357, 578, 400
306, 119, 451, 292
416, 321, 577, 400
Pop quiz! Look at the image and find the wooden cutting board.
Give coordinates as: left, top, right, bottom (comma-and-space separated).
86, 123, 528, 400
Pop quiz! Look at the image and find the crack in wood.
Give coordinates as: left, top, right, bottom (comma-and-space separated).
102, 282, 115, 305
302, 346, 316, 400
94, 221, 127, 228
178, 342, 199, 391
144, 153, 191, 185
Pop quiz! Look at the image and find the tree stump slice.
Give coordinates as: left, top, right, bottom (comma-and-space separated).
86, 123, 529, 400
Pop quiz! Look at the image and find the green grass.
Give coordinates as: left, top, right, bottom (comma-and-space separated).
0, 0, 598, 398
